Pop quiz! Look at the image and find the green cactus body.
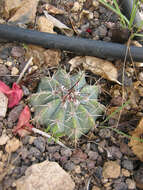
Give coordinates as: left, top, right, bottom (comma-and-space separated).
29, 69, 104, 140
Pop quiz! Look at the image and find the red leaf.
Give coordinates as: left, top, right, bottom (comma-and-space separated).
13, 106, 34, 137
0, 81, 23, 108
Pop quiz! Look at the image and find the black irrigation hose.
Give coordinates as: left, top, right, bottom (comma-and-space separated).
0, 24, 143, 62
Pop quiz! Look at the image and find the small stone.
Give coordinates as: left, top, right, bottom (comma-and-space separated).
86, 160, 95, 169
88, 151, 99, 160
0, 64, 9, 75
11, 46, 25, 58
74, 165, 81, 174
28, 147, 41, 159
0, 92, 8, 117
139, 72, 143, 81
134, 166, 143, 189
0, 130, 9, 145
92, 186, 101, 190
72, 2, 80, 12
64, 162, 75, 171
8, 104, 24, 123
102, 161, 121, 179
5, 61, 13, 67
11, 67, 19, 75
121, 169, 130, 177
122, 160, 133, 170
113, 182, 128, 190
98, 128, 111, 138
16, 160, 75, 190
98, 25, 107, 38
92, 0, 99, 8
60, 148, 72, 157
53, 152, 61, 160
33, 137, 46, 153
107, 146, 122, 159
126, 179, 136, 189
5, 138, 22, 153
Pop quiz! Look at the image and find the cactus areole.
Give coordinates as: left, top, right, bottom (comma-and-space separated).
29, 69, 104, 140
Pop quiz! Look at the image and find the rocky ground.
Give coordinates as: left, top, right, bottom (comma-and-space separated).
0, 0, 143, 190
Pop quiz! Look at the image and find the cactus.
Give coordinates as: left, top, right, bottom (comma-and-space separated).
29, 69, 104, 140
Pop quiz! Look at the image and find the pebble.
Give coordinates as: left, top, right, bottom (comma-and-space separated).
0, 64, 9, 75
98, 25, 107, 38
138, 72, 143, 81
72, 2, 80, 12
107, 146, 122, 159
88, 151, 99, 160
11, 67, 19, 75
0, 47, 11, 59
113, 182, 128, 190
47, 145, 60, 153
5, 138, 22, 153
64, 161, 75, 171
33, 137, 46, 153
11, 46, 25, 58
60, 148, 72, 157
92, 0, 99, 8
5, 61, 13, 67
92, 186, 100, 190
121, 168, 130, 177
0, 92, 8, 117
122, 160, 133, 170
98, 128, 111, 138
126, 179, 136, 189
134, 166, 143, 189
74, 165, 81, 174
28, 147, 41, 159
102, 161, 121, 179
86, 160, 95, 169
0, 131, 9, 145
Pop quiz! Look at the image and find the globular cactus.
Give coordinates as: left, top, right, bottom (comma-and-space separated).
29, 69, 104, 140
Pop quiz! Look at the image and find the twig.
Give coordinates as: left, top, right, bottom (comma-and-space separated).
32, 127, 70, 149
16, 57, 33, 84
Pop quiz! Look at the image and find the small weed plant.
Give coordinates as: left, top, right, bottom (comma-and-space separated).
99, 0, 143, 39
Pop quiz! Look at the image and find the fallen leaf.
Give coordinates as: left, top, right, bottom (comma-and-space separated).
3, 0, 21, 18
8, 0, 39, 24
26, 45, 61, 67
44, 11, 74, 36
42, 3, 65, 15
129, 117, 143, 161
69, 56, 120, 84
0, 81, 23, 108
0, 92, 8, 117
13, 106, 33, 137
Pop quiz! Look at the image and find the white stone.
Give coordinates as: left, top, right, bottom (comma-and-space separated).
16, 160, 75, 190
0, 92, 8, 117
11, 67, 19, 75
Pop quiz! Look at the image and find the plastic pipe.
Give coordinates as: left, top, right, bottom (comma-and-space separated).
0, 24, 143, 61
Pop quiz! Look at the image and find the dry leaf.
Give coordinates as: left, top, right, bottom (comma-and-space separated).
4, 0, 21, 18
129, 117, 143, 161
37, 16, 55, 34
69, 56, 120, 84
8, 0, 39, 24
42, 3, 65, 14
44, 11, 74, 36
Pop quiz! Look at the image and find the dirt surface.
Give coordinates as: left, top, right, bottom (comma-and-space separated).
0, 0, 143, 190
